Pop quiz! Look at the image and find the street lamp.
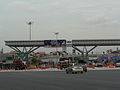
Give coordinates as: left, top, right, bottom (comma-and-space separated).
26, 21, 33, 66
54, 32, 59, 52
54, 32, 59, 63
27, 21, 33, 40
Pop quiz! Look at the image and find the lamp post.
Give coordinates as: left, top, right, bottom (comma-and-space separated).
54, 32, 59, 63
26, 21, 33, 66
54, 32, 59, 52
27, 21, 33, 40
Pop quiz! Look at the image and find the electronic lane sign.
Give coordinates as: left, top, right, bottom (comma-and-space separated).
44, 40, 66, 47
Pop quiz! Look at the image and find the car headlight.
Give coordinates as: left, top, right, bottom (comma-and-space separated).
72, 68, 75, 70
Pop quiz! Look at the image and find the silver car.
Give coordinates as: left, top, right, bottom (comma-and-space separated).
66, 64, 84, 74
115, 62, 120, 67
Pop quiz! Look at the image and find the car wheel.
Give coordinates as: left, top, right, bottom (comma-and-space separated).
75, 72, 78, 74
72, 72, 74, 74
66, 71, 69, 74
81, 72, 83, 74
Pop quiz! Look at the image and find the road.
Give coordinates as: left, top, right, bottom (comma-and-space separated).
0, 70, 120, 90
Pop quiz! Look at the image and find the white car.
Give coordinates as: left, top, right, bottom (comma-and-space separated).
66, 64, 84, 74
115, 62, 120, 67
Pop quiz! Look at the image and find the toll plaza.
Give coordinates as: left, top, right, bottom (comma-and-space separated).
5, 39, 120, 62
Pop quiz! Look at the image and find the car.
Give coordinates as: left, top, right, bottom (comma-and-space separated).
115, 61, 120, 67
66, 64, 84, 74
79, 63, 87, 72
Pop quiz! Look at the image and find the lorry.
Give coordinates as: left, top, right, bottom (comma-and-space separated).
58, 57, 73, 70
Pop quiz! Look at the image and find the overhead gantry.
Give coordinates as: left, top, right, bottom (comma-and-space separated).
5, 40, 44, 61
5, 40, 66, 61
5, 40, 44, 53
72, 39, 120, 60
5, 39, 120, 61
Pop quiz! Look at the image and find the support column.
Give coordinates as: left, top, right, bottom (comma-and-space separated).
62, 46, 67, 54
72, 45, 97, 61
87, 46, 97, 53
72, 45, 84, 59
9, 46, 40, 62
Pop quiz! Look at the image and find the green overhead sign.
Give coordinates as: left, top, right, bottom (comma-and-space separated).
17, 53, 28, 57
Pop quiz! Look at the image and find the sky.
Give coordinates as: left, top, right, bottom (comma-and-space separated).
1, 0, 120, 52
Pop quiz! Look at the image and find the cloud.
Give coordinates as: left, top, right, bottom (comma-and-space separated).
2, 0, 120, 35
7, 1, 36, 12
7, 0, 97, 14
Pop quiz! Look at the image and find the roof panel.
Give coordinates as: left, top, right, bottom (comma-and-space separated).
72, 39, 120, 46
5, 40, 44, 47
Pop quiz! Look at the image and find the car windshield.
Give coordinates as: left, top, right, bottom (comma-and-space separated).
116, 61, 120, 63
74, 64, 81, 67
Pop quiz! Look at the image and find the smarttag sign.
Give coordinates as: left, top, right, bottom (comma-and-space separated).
66, 40, 72, 47
44, 40, 66, 47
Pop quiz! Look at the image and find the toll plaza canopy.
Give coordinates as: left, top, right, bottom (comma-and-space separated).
5, 40, 44, 47
5, 40, 66, 47
5, 39, 120, 59
5, 40, 66, 53
72, 39, 120, 46
5, 39, 120, 47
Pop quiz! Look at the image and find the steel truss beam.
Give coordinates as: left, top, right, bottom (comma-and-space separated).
9, 46, 21, 53
72, 45, 97, 60
10, 46, 40, 54
28, 47, 40, 53
9, 46, 41, 63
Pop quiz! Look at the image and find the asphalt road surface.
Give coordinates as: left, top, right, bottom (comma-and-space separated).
0, 70, 120, 90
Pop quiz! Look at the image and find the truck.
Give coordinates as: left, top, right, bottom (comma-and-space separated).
58, 57, 73, 70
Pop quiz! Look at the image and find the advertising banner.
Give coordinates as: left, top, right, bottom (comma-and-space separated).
44, 40, 66, 47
